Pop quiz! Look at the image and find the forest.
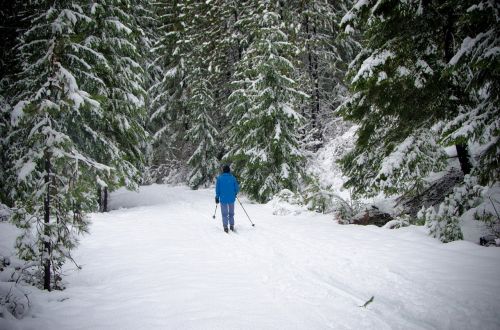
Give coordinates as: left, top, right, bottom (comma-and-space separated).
0, 0, 498, 296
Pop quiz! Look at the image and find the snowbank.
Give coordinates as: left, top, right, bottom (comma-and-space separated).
2, 185, 500, 330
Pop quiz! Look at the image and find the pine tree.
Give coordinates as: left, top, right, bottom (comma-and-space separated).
338, 0, 465, 197
149, 0, 190, 166
444, 0, 499, 185
225, 1, 307, 203
86, 0, 148, 191
182, 0, 225, 188
297, 0, 359, 148
8, 0, 109, 290
132, 0, 161, 166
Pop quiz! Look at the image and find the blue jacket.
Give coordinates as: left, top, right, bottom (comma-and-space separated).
216, 173, 239, 204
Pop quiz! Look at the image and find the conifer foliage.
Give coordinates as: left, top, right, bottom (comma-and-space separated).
225, 1, 307, 203
4, 0, 148, 290
340, 0, 499, 241
8, 0, 107, 290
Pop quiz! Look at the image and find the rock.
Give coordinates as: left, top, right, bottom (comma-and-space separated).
480, 235, 499, 247
350, 208, 393, 227
396, 168, 463, 218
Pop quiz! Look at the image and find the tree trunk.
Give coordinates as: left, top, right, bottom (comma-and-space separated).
312, 36, 321, 143
97, 186, 102, 211
43, 153, 51, 291
456, 144, 472, 175
304, 11, 322, 147
103, 187, 108, 212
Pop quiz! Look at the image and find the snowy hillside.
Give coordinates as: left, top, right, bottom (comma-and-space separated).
2, 185, 499, 330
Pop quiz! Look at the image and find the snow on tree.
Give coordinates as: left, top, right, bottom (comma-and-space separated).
225, 1, 307, 203
185, 67, 220, 188
181, 1, 225, 188
444, 0, 500, 185
0, 92, 9, 205
339, 0, 499, 242
418, 0, 500, 243
296, 0, 359, 148
148, 0, 190, 167
86, 0, 148, 191
338, 0, 468, 197
7, 0, 112, 290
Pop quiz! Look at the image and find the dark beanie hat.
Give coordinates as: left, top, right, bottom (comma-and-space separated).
222, 164, 230, 173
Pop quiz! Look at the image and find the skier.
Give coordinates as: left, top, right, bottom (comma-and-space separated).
215, 164, 239, 233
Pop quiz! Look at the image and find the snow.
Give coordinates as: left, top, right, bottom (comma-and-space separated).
396, 66, 410, 77
2, 184, 500, 329
352, 50, 395, 83
308, 124, 357, 198
17, 160, 37, 182
11, 101, 28, 127
106, 19, 132, 35
448, 31, 496, 65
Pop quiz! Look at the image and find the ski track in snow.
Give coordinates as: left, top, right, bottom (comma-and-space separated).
4, 185, 500, 330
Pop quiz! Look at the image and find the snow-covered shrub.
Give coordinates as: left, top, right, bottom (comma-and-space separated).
0, 283, 30, 319
268, 189, 306, 216
383, 215, 411, 229
302, 177, 338, 214
335, 198, 367, 224
0, 204, 11, 222
143, 161, 189, 185
471, 184, 500, 237
419, 175, 494, 243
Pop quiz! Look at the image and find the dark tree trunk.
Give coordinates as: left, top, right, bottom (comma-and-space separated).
43, 153, 51, 291
103, 187, 108, 212
98, 186, 108, 212
312, 28, 321, 143
304, 12, 322, 147
97, 186, 102, 211
456, 144, 472, 175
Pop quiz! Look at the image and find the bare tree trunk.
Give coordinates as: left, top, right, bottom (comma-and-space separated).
43, 152, 51, 291
97, 186, 102, 211
103, 187, 108, 212
97, 186, 109, 212
304, 11, 322, 147
456, 144, 472, 175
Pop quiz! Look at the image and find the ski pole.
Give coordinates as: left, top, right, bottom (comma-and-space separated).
237, 197, 255, 227
212, 204, 218, 219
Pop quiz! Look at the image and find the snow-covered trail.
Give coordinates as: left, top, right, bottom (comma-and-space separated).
9, 185, 500, 330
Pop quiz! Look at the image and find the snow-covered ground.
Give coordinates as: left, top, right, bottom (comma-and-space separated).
2, 184, 500, 330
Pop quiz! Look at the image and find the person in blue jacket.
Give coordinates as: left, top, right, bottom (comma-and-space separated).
215, 164, 239, 233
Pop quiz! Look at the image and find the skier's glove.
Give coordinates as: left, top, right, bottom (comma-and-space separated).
215, 197, 219, 204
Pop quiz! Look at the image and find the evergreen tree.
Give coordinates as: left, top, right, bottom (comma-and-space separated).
225, 1, 307, 202
338, 0, 465, 197
8, 0, 109, 290
86, 0, 148, 191
149, 0, 190, 166
183, 0, 225, 188
444, 0, 499, 185
297, 0, 358, 148
186, 66, 220, 188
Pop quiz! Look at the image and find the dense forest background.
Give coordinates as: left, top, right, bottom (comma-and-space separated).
0, 0, 498, 291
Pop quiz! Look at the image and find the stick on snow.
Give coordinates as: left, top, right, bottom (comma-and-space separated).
359, 296, 374, 308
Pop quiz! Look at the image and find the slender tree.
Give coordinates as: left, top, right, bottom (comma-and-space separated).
8, 0, 109, 290
225, 1, 307, 202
